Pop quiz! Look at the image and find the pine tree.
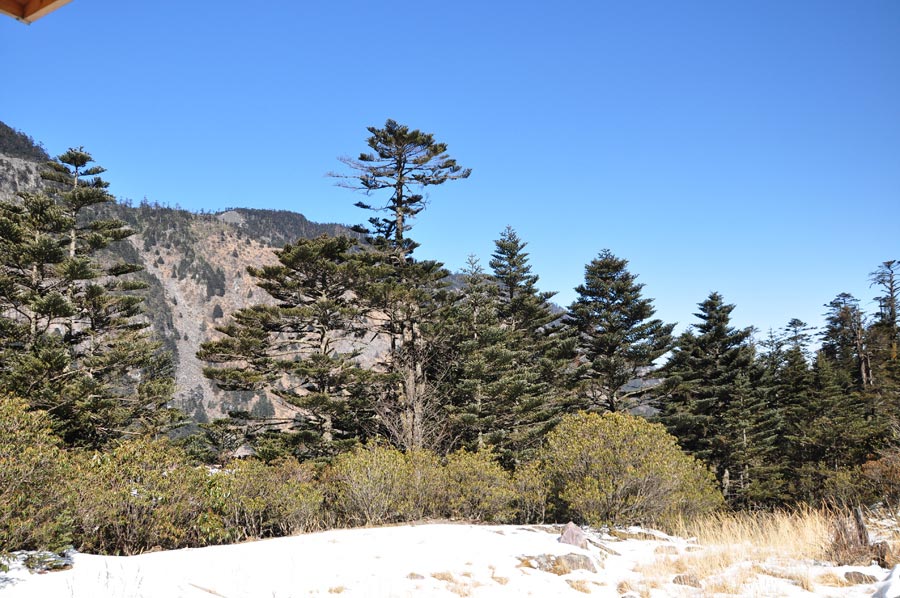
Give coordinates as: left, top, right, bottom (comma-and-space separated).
656, 292, 760, 503
566, 249, 673, 412
333, 120, 470, 451
0, 148, 177, 447
446, 240, 570, 464
198, 235, 372, 459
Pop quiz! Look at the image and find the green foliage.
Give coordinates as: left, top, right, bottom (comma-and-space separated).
656, 292, 760, 504
66, 437, 209, 555
0, 396, 71, 555
0, 148, 179, 447
443, 449, 517, 522
446, 231, 572, 464
543, 412, 723, 528
567, 249, 674, 412
208, 458, 323, 541
199, 235, 372, 459
324, 442, 411, 526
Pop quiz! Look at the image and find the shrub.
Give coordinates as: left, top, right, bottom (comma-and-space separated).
513, 459, 550, 523
0, 396, 72, 554
543, 412, 723, 527
324, 442, 409, 526
399, 449, 446, 521
210, 458, 323, 541
67, 437, 209, 555
443, 449, 516, 523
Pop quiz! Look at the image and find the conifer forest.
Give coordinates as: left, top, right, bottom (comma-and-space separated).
1, 120, 898, 557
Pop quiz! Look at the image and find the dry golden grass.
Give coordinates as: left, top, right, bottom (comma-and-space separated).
814, 571, 853, 587
673, 507, 832, 562
753, 564, 813, 592
567, 579, 592, 594
327, 587, 346, 594
638, 508, 840, 595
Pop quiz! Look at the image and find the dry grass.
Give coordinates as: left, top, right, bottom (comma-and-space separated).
567, 578, 592, 593
673, 507, 832, 562
814, 571, 853, 587
327, 587, 346, 594
638, 508, 842, 595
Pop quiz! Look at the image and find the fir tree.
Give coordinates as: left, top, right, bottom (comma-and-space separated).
0, 148, 177, 447
656, 292, 760, 504
566, 249, 673, 412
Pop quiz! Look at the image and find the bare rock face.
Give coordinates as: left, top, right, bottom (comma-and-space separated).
559, 522, 588, 549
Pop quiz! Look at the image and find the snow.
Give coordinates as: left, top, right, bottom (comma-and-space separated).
0, 523, 895, 597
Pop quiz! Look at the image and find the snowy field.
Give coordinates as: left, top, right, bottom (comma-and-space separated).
1, 523, 896, 597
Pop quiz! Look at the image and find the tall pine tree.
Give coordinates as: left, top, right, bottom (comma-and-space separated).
566, 249, 673, 412
333, 120, 470, 451
656, 292, 762, 504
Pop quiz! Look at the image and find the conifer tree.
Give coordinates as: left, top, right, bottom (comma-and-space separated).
0, 148, 177, 447
566, 249, 673, 412
198, 235, 372, 459
446, 239, 570, 464
656, 292, 759, 503
332, 120, 470, 451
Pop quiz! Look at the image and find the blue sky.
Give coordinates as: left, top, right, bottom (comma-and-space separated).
2, 0, 898, 340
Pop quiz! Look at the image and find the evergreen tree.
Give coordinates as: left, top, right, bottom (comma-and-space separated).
198, 235, 372, 459
446, 239, 570, 464
566, 249, 673, 412
656, 292, 761, 504
821, 293, 873, 389
0, 148, 177, 447
333, 120, 470, 451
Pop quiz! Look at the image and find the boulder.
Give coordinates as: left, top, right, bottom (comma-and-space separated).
559, 522, 588, 549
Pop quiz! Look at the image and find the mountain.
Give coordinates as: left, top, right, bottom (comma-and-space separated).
0, 123, 359, 424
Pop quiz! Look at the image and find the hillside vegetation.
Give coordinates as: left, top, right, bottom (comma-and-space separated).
0, 120, 898, 567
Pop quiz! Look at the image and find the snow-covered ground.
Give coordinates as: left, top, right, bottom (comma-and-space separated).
0, 523, 894, 597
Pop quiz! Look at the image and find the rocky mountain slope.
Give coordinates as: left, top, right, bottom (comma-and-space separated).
0, 129, 358, 424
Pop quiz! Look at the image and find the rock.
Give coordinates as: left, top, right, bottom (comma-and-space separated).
845, 571, 878, 584
672, 574, 702, 587
875, 541, 898, 569
522, 553, 598, 575
559, 522, 588, 549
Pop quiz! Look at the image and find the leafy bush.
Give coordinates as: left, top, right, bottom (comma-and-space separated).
210, 458, 323, 541
443, 449, 516, 523
324, 442, 409, 526
67, 438, 209, 555
543, 412, 723, 527
513, 459, 550, 523
0, 396, 71, 554
399, 449, 445, 521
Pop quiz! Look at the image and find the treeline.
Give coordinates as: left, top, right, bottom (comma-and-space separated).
1, 123, 897, 559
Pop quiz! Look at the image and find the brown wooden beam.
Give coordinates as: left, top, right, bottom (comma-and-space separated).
0, 0, 26, 21
1, 0, 72, 23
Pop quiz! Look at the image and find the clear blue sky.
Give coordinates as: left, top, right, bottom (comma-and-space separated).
3, 0, 898, 340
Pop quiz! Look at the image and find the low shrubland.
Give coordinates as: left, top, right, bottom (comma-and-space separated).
0, 402, 795, 560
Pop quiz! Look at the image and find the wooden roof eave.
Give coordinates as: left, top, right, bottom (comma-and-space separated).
0, 0, 72, 24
